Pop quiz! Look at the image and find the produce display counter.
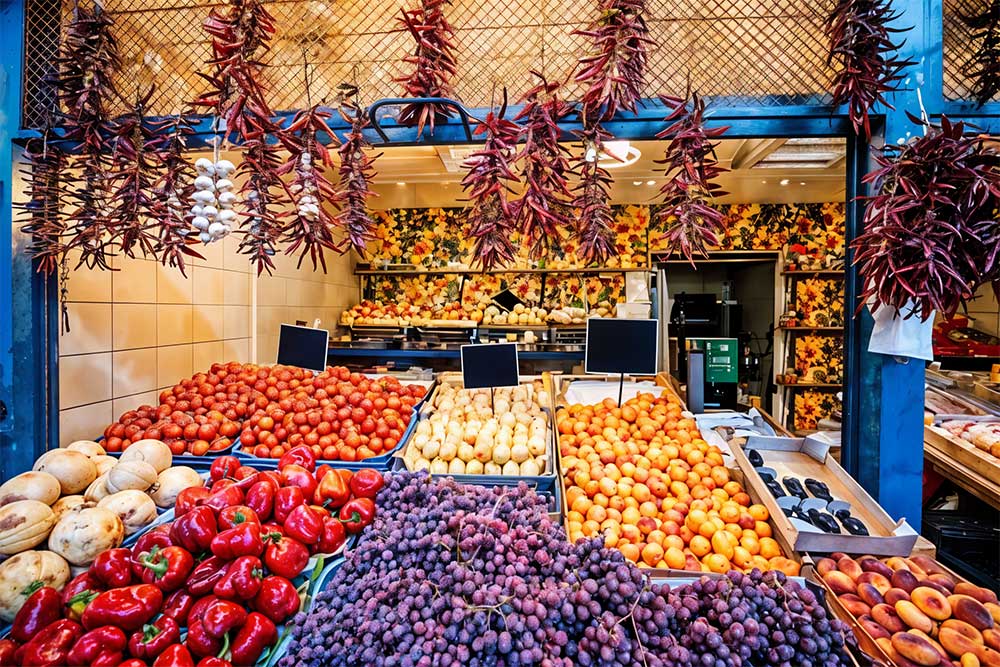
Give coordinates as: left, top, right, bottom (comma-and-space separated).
924, 427, 1000, 512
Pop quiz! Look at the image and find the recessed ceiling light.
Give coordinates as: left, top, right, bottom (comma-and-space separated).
799, 181, 806, 186
779, 179, 790, 186
632, 181, 643, 186
761, 180, 767, 184
646, 180, 656, 186
396, 182, 406, 186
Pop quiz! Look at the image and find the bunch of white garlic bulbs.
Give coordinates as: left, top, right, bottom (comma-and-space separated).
292, 152, 320, 222
191, 158, 237, 244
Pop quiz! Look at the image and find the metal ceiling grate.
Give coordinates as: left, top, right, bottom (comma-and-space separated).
944, 0, 992, 103
23, 0, 837, 129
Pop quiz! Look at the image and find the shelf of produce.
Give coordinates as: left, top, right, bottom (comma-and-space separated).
924, 426, 1000, 512
775, 380, 842, 389
777, 326, 844, 333
327, 347, 585, 361
780, 270, 845, 277
354, 267, 652, 276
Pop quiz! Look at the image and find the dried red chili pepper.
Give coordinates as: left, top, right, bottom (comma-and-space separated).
512, 72, 572, 260
237, 138, 287, 276
395, 0, 458, 137
653, 91, 730, 265
825, 0, 914, 138
17, 129, 66, 277
571, 122, 617, 266
573, 0, 654, 122
148, 114, 203, 275
962, 3, 1000, 108
333, 87, 381, 257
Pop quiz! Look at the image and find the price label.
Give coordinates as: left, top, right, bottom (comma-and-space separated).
585, 317, 659, 375
277, 323, 330, 373
461, 343, 520, 389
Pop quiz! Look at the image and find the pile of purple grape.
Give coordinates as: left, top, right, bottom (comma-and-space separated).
278, 472, 857, 667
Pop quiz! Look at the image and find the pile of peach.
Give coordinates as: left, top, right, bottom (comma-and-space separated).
820, 553, 1000, 666
559, 391, 797, 575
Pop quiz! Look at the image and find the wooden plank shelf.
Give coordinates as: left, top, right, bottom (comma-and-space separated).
780, 269, 845, 277
776, 380, 842, 388
777, 326, 844, 333
924, 425, 1000, 511
354, 267, 652, 276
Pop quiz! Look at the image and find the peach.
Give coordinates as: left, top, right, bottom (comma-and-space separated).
892, 632, 944, 666
841, 594, 872, 618
858, 571, 894, 595
887, 557, 913, 571
984, 629, 1000, 653
912, 587, 955, 621
963, 654, 983, 667
954, 597, 996, 631
887, 588, 914, 605
825, 570, 858, 596
928, 573, 958, 592
858, 582, 887, 608
904, 559, 930, 579
941, 627, 984, 658
861, 558, 896, 579
908, 629, 952, 665
957, 583, 999, 606
977, 648, 1000, 667
838, 556, 864, 581
831, 552, 849, 561
911, 555, 949, 576
872, 603, 908, 634
897, 600, 935, 633
816, 557, 838, 576
859, 615, 892, 640
942, 619, 985, 643
919, 579, 954, 597
893, 569, 922, 593
986, 603, 1000, 625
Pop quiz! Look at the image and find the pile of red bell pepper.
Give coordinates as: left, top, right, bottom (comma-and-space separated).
0, 449, 382, 667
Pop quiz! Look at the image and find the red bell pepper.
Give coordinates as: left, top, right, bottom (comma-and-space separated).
81, 585, 163, 632
66, 625, 127, 666
152, 644, 195, 667
209, 456, 241, 483
61, 573, 102, 622
161, 589, 194, 625
316, 516, 347, 555
210, 522, 264, 559
120, 660, 147, 667
253, 576, 299, 624
19, 619, 82, 667
279, 464, 317, 500
187, 595, 217, 625
170, 506, 218, 554
185, 556, 228, 597
128, 615, 180, 660
131, 526, 174, 578
91, 548, 134, 589
263, 535, 310, 579
350, 468, 384, 499
336, 468, 353, 487
278, 445, 316, 472
282, 503, 323, 544
201, 599, 248, 638
92, 653, 125, 667
196, 657, 233, 667
11, 585, 62, 643
233, 466, 257, 481
0, 640, 16, 667
201, 483, 244, 513
339, 496, 376, 534
185, 621, 222, 659
258, 470, 282, 488
140, 546, 195, 593
217, 505, 260, 530
229, 612, 277, 667
213, 556, 263, 601
314, 463, 334, 482
175, 487, 211, 517
244, 482, 274, 521
314, 469, 350, 509
273, 486, 305, 524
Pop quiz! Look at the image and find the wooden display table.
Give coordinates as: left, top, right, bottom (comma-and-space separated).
924, 424, 1000, 512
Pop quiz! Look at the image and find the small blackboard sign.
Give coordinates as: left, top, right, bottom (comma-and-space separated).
491, 288, 525, 313
460, 343, 520, 389
277, 323, 330, 373
585, 317, 659, 375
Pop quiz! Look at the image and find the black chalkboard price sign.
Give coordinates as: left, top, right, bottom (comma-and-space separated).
277, 323, 330, 373
584, 318, 659, 405
460, 342, 520, 390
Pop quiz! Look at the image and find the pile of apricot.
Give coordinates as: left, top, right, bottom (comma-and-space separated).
558, 391, 797, 575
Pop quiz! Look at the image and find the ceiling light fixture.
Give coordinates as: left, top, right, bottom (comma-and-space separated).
799, 182, 806, 186
646, 180, 656, 185
761, 180, 767, 184
779, 179, 790, 186
632, 181, 643, 186
597, 140, 642, 169
396, 182, 407, 186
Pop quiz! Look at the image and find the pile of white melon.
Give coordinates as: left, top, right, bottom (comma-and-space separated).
402, 382, 551, 476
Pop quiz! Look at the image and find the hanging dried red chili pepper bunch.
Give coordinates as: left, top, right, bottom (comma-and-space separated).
396, 0, 458, 137
333, 86, 382, 257
654, 92, 730, 265
17, 133, 67, 276
571, 123, 617, 266
961, 1, 1000, 108
148, 114, 203, 275
52, 1, 122, 270
513, 72, 573, 260
853, 114, 1000, 320
105, 88, 162, 260
825, 0, 913, 138
573, 0, 653, 122
278, 103, 341, 272
461, 92, 521, 271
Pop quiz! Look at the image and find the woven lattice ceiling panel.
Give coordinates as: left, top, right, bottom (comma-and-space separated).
23, 0, 836, 128
943, 0, 992, 103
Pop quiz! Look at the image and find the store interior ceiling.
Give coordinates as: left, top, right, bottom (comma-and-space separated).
369, 137, 848, 208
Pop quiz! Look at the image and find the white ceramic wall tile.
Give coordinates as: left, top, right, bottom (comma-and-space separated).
65, 252, 112, 302
157, 304, 194, 346
61, 303, 113, 355
112, 390, 160, 418
193, 341, 224, 372
59, 401, 113, 445
157, 344, 193, 388
257, 277, 286, 307
192, 267, 225, 305
193, 305, 225, 343
59, 352, 112, 409
255, 306, 288, 341
112, 303, 157, 351
223, 305, 250, 340
222, 338, 249, 363
223, 236, 250, 273
257, 336, 278, 364
224, 271, 251, 305
192, 239, 225, 268
112, 347, 158, 397
157, 263, 194, 305
112, 256, 157, 303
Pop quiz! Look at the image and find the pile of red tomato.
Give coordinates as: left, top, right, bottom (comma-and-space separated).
0, 447, 382, 667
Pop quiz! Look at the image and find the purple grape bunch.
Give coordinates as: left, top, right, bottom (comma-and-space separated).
278, 472, 857, 667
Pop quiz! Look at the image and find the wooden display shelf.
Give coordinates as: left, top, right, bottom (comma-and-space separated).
355, 266, 652, 276
780, 269, 845, 277
924, 424, 1000, 511
775, 380, 842, 388
777, 326, 844, 332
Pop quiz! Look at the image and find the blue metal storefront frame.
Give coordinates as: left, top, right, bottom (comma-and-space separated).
0, 0, 953, 532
